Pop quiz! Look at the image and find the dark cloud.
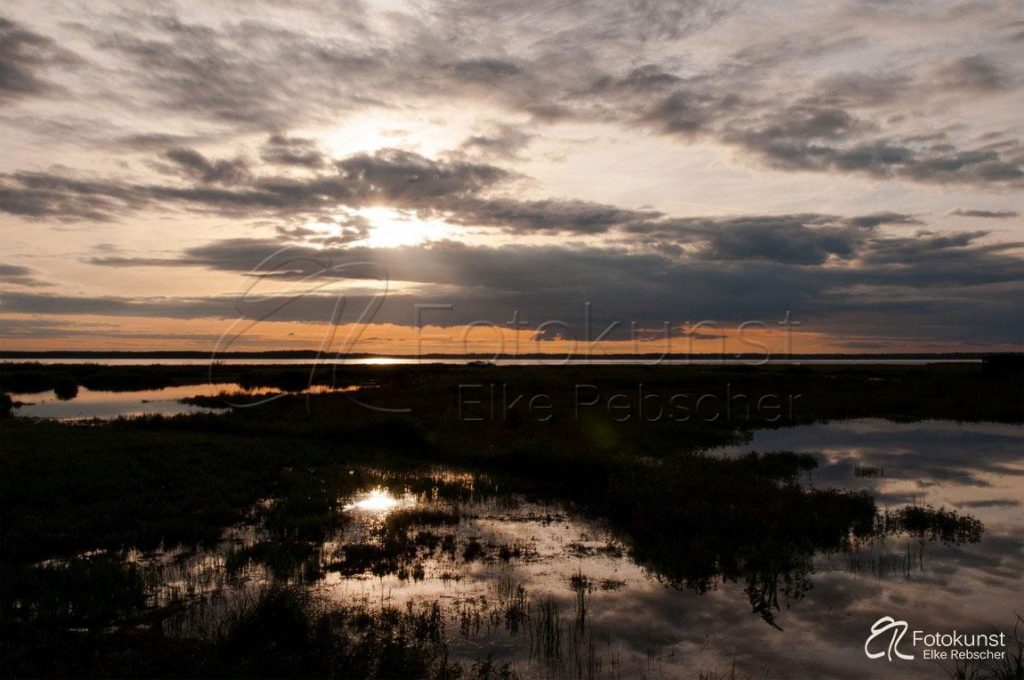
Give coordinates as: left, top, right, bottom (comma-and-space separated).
955, 499, 1020, 509
2, 2, 1023, 353
260, 134, 326, 168
0, 319, 234, 343
726, 130, 1024, 187
0, 262, 48, 287
275, 214, 370, 245
725, 30, 865, 78
623, 213, 922, 265
451, 58, 525, 82
0, 148, 513, 222
163, 147, 250, 185
77, 225, 1024, 345
90, 19, 302, 127
856, 230, 1024, 273
740, 101, 869, 141
0, 172, 145, 221
643, 89, 735, 137
933, 55, 1009, 92
845, 212, 922, 229
949, 208, 1018, 219
813, 72, 909, 107
0, 17, 78, 103
335, 148, 511, 205
630, 81, 1024, 187
457, 124, 534, 160
9, 140, 1000, 267
694, 221, 867, 265
3, 142, 940, 251
591, 65, 684, 93
446, 197, 660, 234
116, 132, 211, 150
23, 4, 1017, 189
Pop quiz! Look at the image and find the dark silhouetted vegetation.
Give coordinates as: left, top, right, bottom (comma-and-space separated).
1, 362, 1011, 677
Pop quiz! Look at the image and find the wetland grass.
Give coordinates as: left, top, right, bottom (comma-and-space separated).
2, 363, 1019, 677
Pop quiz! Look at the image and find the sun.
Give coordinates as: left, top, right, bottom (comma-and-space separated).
357, 206, 451, 248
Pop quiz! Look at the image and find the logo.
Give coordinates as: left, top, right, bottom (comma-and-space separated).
865, 616, 915, 661
864, 616, 1008, 663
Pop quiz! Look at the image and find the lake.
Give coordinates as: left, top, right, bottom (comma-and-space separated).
8, 383, 360, 420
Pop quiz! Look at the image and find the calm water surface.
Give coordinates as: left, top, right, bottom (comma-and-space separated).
10, 383, 356, 419
39, 419, 1022, 679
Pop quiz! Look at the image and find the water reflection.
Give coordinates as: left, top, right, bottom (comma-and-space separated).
343, 488, 415, 514
9, 383, 356, 420
14, 421, 1022, 678
714, 419, 1023, 528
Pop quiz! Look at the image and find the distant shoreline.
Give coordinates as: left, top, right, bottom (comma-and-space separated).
1, 350, 1018, 360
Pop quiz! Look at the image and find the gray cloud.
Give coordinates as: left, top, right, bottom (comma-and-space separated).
0, 262, 48, 287
0, 148, 513, 222
276, 214, 370, 245
622, 213, 922, 265
457, 124, 535, 160
949, 208, 1019, 219
724, 130, 1024, 187
933, 55, 1010, 93
88, 18, 318, 128
0, 16, 78, 103
451, 58, 525, 82
163, 147, 250, 185
2, 1, 1023, 352
0, 172, 147, 222
6, 142, 947, 256
260, 134, 326, 168
335, 148, 511, 205
74, 224, 1024, 345
0, 145, 671, 240
32, 3, 1018, 188
446, 197, 660, 234
4, 142, 931, 250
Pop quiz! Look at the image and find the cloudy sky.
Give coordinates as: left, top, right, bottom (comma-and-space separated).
1, 0, 1022, 355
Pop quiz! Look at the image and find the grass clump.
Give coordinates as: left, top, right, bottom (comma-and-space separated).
3, 585, 511, 679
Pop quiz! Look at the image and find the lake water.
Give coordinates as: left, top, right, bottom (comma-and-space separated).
37, 419, 1023, 678
9, 383, 355, 420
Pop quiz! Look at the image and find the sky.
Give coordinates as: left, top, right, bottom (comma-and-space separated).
0, 0, 1022, 356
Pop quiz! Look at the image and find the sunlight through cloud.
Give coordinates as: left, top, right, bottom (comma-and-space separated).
358, 207, 451, 248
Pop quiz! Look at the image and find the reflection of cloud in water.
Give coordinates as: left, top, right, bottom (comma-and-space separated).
958, 498, 1021, 508
61, 421, 1021, 679
656, 419, 1023, 678
716, 420, 1024, 528
318, 468, 1014, 678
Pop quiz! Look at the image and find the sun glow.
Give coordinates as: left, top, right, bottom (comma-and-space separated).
343, 488, 414, 513
321, 109, 482, 159
358, 207, 451, 248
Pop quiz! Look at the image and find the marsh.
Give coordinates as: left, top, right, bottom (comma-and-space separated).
1, 362, 1022, 678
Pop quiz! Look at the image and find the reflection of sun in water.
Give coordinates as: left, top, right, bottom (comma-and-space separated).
358, 207, 450, 248
344, 487, 414, 514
